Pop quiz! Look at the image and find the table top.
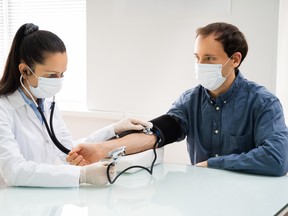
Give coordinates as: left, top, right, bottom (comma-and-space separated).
0, 163, 287, 216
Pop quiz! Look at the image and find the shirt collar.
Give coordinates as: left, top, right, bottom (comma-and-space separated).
18, 87, 45, 111
203, 70, 245, 105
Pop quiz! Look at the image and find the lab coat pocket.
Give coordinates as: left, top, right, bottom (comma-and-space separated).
223, 133, 254, 155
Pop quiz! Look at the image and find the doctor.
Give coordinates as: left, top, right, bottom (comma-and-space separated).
0, 23, 151, 187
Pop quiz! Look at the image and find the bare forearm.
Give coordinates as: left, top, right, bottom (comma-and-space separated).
67, 133, 158, 164
120, 133, 157, 154
100, 133, 157, 157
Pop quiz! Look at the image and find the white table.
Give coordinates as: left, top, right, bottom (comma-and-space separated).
0, 163, 287, 216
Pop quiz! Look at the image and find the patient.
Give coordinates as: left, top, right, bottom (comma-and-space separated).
67, 22, 288, 176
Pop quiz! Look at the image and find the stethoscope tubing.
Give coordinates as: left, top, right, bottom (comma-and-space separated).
37, 102, 70, 154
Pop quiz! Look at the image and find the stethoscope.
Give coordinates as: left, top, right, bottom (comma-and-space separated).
20, 75, 70, 154
37, 97, 70, 154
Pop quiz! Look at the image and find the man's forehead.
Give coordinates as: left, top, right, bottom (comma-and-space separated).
195, 35, 224, 53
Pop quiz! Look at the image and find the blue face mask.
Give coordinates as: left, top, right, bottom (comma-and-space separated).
195, 57, 233, 91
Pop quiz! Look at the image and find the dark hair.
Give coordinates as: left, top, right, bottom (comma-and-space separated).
0, 23, 66, 95
196, 22, 248, 68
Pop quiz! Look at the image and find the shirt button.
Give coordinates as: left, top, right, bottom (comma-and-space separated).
224, 101, 227, 104
215, 106, 220, 110
214, 129, 219, 134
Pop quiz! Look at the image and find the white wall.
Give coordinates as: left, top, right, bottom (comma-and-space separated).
62, 0, 287, 165
87, 0, 280, 116
276, 0, 288, 119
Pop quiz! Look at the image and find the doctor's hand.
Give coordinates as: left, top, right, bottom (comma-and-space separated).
80, 161, 116, 186
67, 143, 106, 165
113, 118, 153, 135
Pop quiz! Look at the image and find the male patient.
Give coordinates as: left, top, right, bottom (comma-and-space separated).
67, 22, 288, 176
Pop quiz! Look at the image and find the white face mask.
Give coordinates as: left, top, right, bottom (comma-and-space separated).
195, 58, 233, 91
29, 76, 63, 98
22, 67, 64, 99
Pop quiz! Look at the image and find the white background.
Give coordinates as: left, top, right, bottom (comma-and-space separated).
86, 0, 286, 118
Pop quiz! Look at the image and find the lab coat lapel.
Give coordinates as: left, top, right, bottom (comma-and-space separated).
7, 90, 44, 131
26, 105, 43, 131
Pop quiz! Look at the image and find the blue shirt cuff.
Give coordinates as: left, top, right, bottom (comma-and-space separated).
207, 157, 222, 169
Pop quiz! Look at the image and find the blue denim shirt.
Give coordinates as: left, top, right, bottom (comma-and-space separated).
167, 71, 288, 176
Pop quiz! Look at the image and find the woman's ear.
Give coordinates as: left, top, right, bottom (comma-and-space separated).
231, 52, 242, 68
18, 63, 30, 78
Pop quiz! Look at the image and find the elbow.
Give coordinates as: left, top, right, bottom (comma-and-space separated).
3, 172, 19, 187
262, 144, 288, 176
272, 148, 288, 176
2, 166, 25, 187
267, 160, 288, 177
270, 169, 287, 177
274, 163, 288, 177
2, 176, 17, 187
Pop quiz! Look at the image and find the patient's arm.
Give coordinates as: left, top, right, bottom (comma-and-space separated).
67, 133, 157, 165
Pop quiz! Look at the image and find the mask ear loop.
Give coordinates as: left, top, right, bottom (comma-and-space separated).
26, 66, 39, 79
222, 56, 234, 79
20, 75, 38, 106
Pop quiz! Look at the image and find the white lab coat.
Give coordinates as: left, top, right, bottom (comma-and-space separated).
0, 90, 116, 187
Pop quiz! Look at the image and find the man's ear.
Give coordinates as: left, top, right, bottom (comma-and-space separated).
231, 52, 242, 68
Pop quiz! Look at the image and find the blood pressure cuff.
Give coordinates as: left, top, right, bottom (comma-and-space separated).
149, 114, 182, 147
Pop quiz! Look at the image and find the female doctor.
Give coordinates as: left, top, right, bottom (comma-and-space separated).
0, 23, 151, 187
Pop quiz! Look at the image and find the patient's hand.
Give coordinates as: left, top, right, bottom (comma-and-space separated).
66, 153, 87, 166
66, 143, 107, 165
195, 160, 208, 168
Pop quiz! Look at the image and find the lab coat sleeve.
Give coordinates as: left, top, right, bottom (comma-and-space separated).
0, 101, 81, 187
6, 161, 81, 187
74, 125, 116, 147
